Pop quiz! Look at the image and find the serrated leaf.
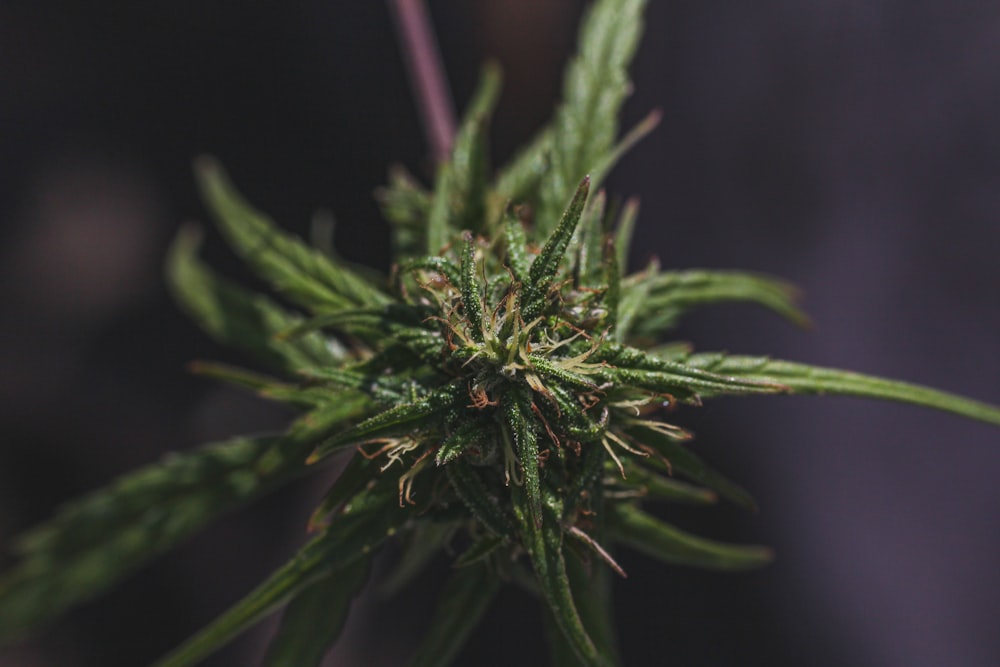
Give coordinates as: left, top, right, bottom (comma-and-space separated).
151, 482, 401, 667
629, 269, 810, 336
167, 226, 340, 374
608, 504, 773, 571
194, 156, 389, 311
436, 418, 490, 466
407, 564, 501, 667
259, 555, 371, 667
537, 0, 646, 234
682, 353, 1000, 426
0, 433, 323, 644
426, 64, 502, 253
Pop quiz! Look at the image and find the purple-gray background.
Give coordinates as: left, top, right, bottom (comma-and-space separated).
1, 1, 998, 665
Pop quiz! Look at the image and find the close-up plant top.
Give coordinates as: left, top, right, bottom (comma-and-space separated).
2, 0, 999, 665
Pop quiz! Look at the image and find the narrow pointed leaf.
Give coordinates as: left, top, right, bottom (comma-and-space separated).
436, 418, 490, 466
407, 564, 501, 667
513, 486, 606, 667
309, 381, 464, 462
445, 461, 513, 538
494, 126, 552, 203
379, 521, 455, 597
623, 423, 757, 510
0, 433, 324, 644
460, 232, 486, 342
538, 0, 646, 233
502, 205, 531, 282
632, 269, 811, 334
426, 64, 502, 253
503, 388, 542, 528
152, 483, 401, 667
683, 353, 1000, 426
614, 465, 718, 505
195, 156, 389, 310
260, 556, 371, 667
167, 227, 339, 374
613, 198, 639, 272
523, 177, 591, 321
608, 504, 773, 571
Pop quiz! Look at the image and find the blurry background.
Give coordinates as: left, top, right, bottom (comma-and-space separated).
2, 1, 999, 665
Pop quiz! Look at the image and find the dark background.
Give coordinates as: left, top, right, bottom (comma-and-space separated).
2, 1, 999, 665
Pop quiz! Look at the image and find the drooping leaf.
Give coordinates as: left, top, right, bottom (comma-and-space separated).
259, 556, 371, 667
0, 433, 322, 644
195, 156, 390, 311
407, 564, 501, 667
607, 504, 773, 571
167, 227, 340, 374
611, 464, 718, 505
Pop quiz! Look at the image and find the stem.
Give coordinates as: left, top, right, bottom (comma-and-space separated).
389, 0, 457, 163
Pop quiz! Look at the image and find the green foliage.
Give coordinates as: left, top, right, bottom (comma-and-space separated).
2, 0, 999, 665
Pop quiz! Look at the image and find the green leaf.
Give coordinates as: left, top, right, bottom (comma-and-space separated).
436, 418, 491, 466
379, 521, 455, 597
513, 486, 607, 667
460, 232, 486, 342
607, 504, 773, 571
494, 126, 552, 203
151, 482, 402, 667
306, 452, 377, 532
523, 177, 591, 321
308, 381, 464, 463
613, 465, 718, 505
502, 386, 542, 528
502, 205, 532, 283
445, 461, 514, 538
407, 564, 501, 667
194, 156, 389, 311
377, 165, 432, 258
0, 434, 320, 644
683, 353, 1000, 426
622, 423, 757, 510
629, 269, 811, 336
538, 0, 646, 234
260, 555, 371, 667
426, 64, 502, 253
613, 198, 639, 272
167, 226, 340, 374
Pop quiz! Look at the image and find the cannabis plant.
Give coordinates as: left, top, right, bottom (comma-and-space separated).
2, 0, 997, 665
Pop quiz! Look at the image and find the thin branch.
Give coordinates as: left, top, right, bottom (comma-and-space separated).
389, 0, 457, 163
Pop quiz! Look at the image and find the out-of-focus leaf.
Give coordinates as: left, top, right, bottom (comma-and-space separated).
379, 521, 455, 597
612, 465, 717, 505
259, 555, 371, 667
537, 0, 646, 234
195, 156, 390, 311
494, 127, 552, 204
682, 353, 1000, 426
0, 433, 324, 644
152, 481, 402, 667
167, 227, 340, 374
628, 269, 810, 337
623, 423, 757, 511
608, 504, 773, 570
426, 64, 501, 253
407, 564, 501, 667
